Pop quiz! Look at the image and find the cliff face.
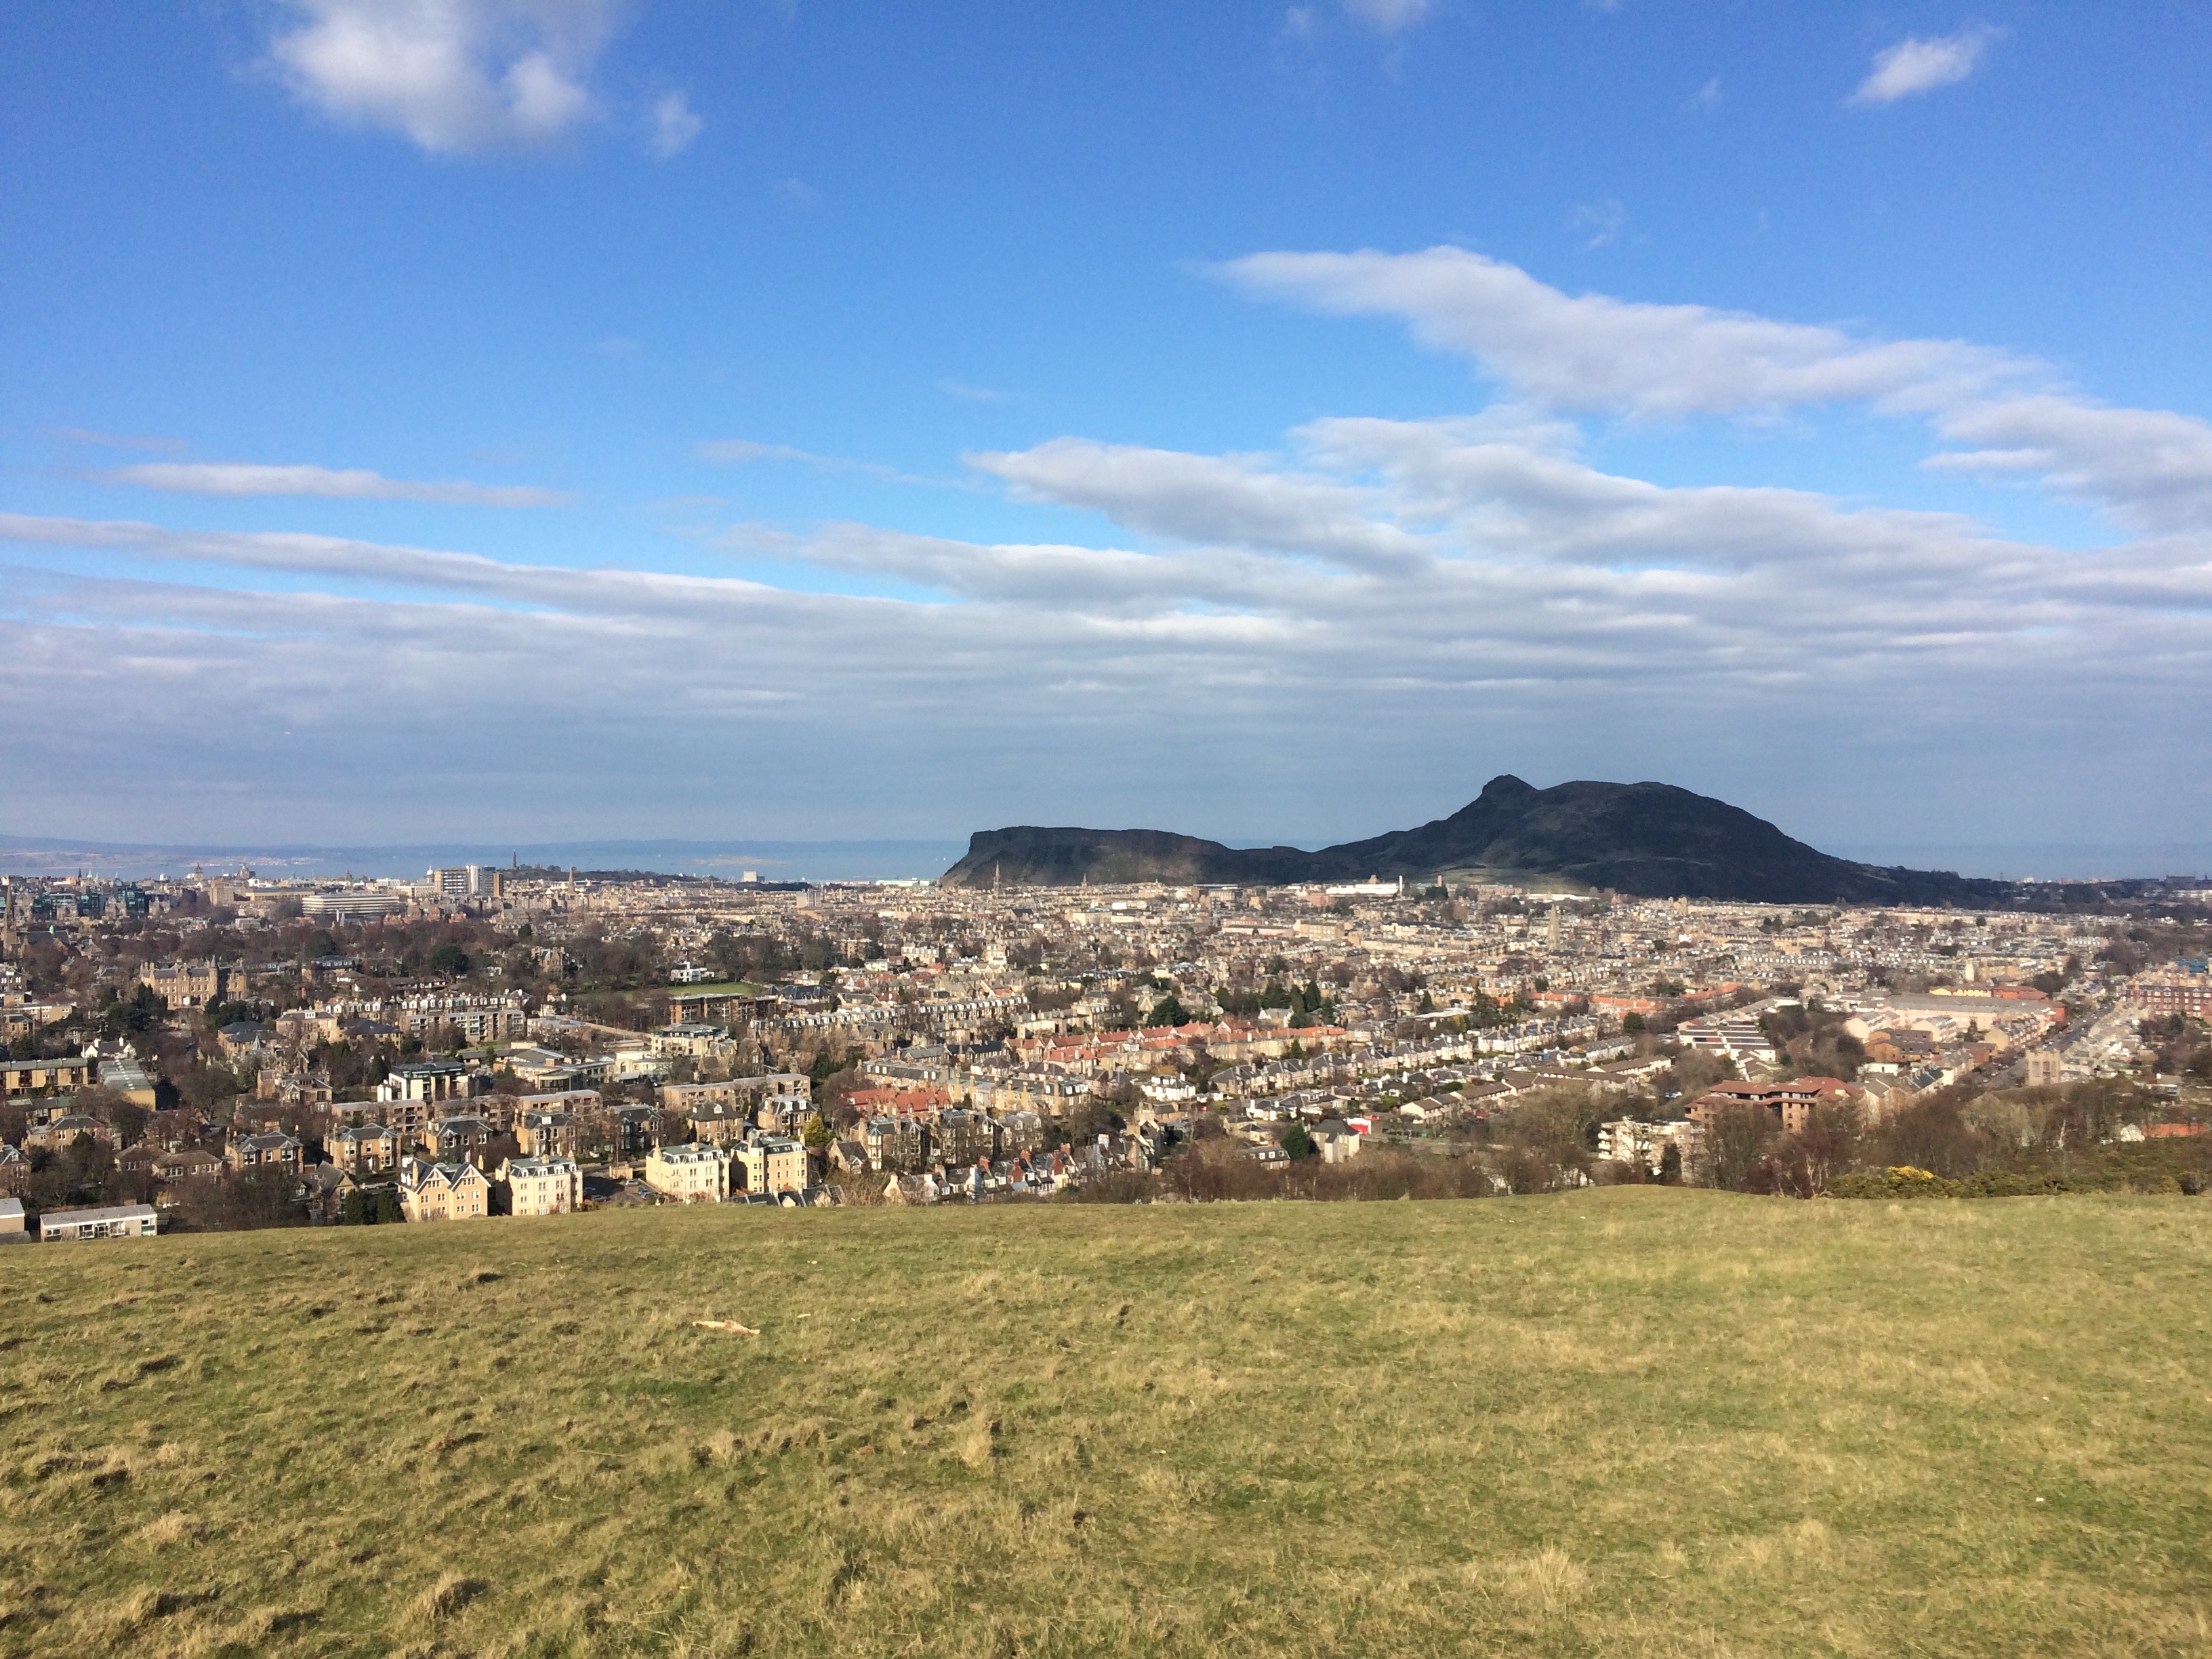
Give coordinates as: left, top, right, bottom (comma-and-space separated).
942, 826, 1314, 890
940, 775, 2011, 904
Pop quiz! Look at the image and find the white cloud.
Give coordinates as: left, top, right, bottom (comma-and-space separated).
1214, 245, 2212, 535
1687, 77, 1721, 111
267, 0, 638, 154
1218, 245, 2015, 417
101, 462, 573, 508
1851, 26, 2003, 106
1928, 396, 2212, 534
970, 438, 1432, 575
648, 89, 701, 157
1338, 0, 1433, 31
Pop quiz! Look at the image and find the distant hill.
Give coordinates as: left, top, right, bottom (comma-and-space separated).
941, 775, 2015, 904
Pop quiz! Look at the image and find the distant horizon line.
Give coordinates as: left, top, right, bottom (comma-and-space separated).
1, 828, 2207, 888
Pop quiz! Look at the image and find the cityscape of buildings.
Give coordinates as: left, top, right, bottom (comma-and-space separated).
2, 860, 2207, 1244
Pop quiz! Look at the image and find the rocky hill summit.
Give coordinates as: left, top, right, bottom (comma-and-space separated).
941, 775, 2011, 903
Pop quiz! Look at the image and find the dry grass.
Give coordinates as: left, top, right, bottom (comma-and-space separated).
2, 1190, 2211, 1656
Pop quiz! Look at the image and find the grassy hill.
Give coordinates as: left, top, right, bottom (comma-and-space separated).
4, 1191, 2209, 1656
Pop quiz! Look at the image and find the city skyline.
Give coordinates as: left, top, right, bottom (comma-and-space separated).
3, 2, 2208, 859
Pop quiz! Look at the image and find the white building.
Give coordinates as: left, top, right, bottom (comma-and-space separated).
500, 1156, 584, 1216
645, 1142, 731, 1204
1597, 1118, 1703, 1175
39, 1202, 159, 1242
737, 1136, 807, 1196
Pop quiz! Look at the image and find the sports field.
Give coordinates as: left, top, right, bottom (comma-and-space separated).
3, 1189, 2208, 1656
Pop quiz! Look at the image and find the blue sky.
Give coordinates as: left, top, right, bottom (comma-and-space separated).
2, 1, 2209, 866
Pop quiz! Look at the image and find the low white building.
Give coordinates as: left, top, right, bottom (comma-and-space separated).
1597, 1118, 1703, 1175
39, 1202, 159, 1242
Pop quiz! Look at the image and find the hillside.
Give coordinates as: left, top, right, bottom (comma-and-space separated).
942, 773, 2012, 901
4, 1191, 2209, 1658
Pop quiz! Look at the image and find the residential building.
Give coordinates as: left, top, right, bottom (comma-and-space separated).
933, 1108, 996, 1166
499, 1155, 583, 1216
226, 1130, 303, 1175
39, 1202, 159, 1241
1687, 1078, 1857, 1134
1598, 1118, 1704, 1174
138, 958, 245, 1008
398, 1155, 491, 1221
1, 1057, 96, 1097
26, 1113, 117, 1152
682, 1101, 756, 1148
514, 1110, 580, 1159
737, 1136, 807, 1196
658, 1073, 813, 1114
425, 1115, 496, 1164
376, 1059, 485, 1106
862, 1114, 933, 1172
645, 1142, 730, 1203
512, 1087, 600, 1119
152, 1147, 223, 1184
329, 1122, 401, 1175
611, 1105, 660, 1159
101, 1053, 158, 1109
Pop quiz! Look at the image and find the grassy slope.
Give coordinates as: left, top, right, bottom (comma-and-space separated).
3, 1191, 2209, 1658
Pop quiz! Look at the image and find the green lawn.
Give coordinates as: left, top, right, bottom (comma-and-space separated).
4, 1190, 2209, 1656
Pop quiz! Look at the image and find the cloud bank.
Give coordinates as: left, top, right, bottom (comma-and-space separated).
7, 249, 2208, 846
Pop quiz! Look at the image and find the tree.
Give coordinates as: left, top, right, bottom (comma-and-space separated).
1702, 1104, 1776, 1191
1280, 1122, 1315, 1161
99, 983, 168, 1038
108, 1099, 148, 1148
801, 1113, 834, 1151
430, 941, 470, 977
1658, 1141, 1682, 1185
1147, 994, 1189, 1029
374, 1189, 403, 1225
1622, 1012, 1647, 1033
203, 998, 255, 1033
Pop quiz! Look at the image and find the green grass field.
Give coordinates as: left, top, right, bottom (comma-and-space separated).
5, 1191, 2210, 1657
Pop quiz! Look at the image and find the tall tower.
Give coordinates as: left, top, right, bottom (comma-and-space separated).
1546, 905, 1561, 951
